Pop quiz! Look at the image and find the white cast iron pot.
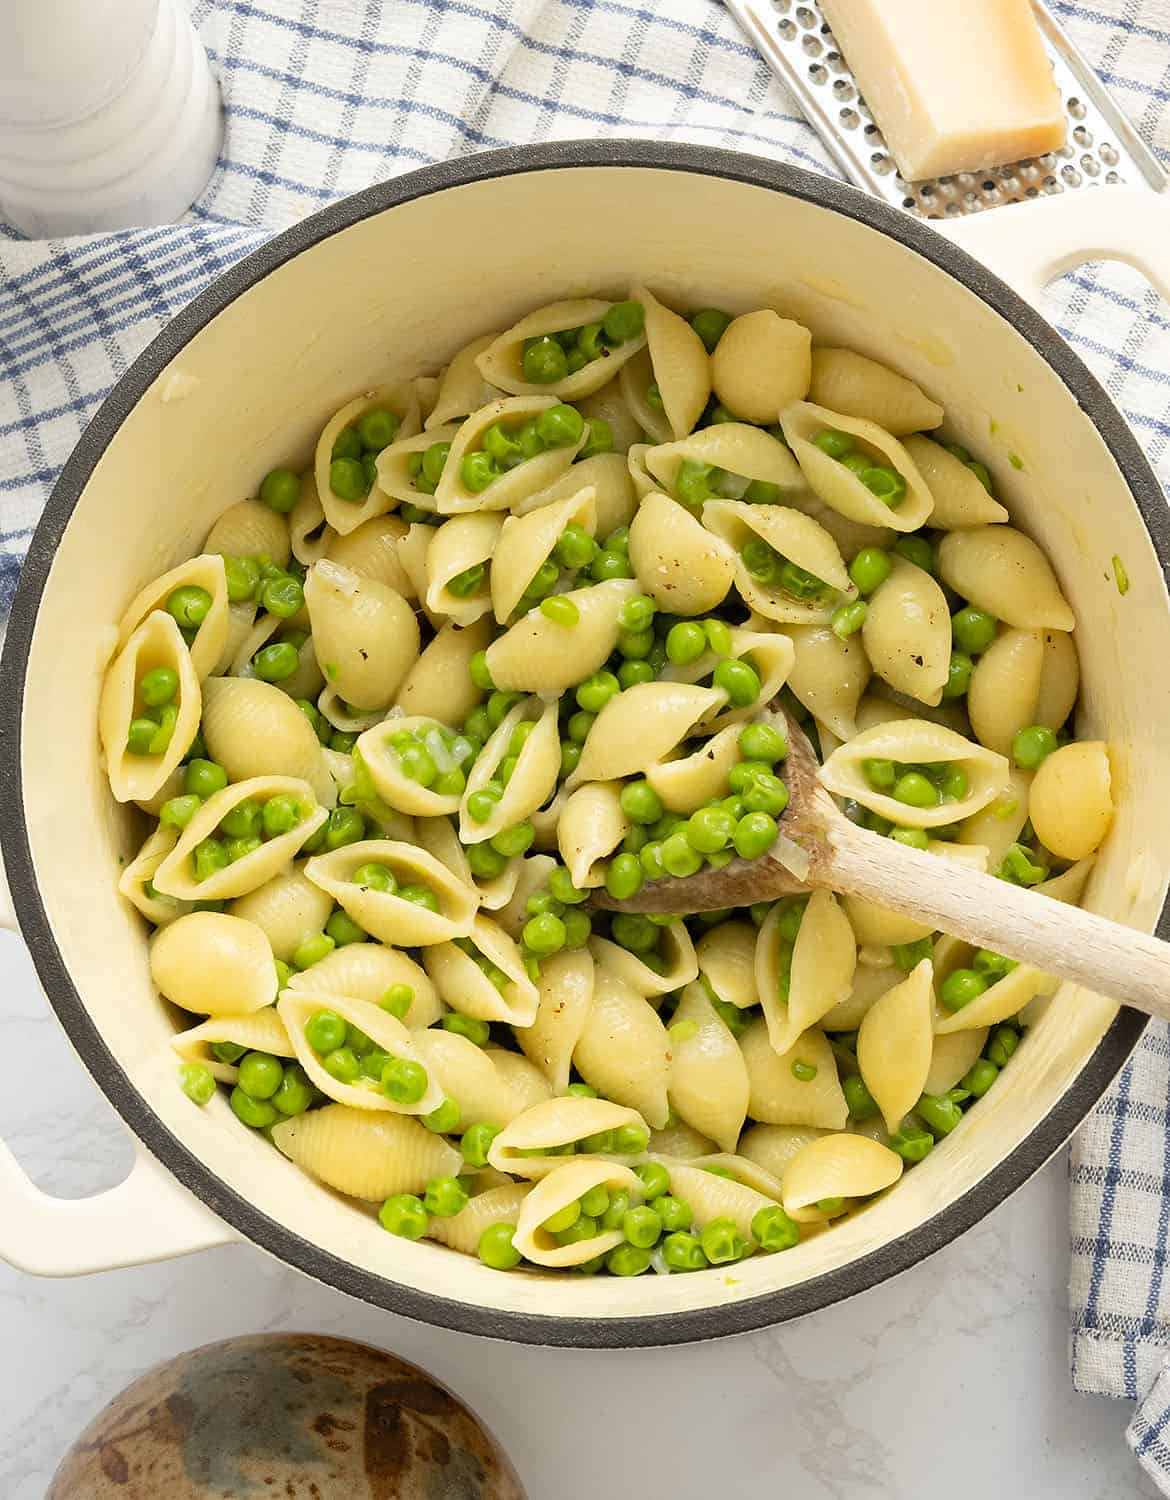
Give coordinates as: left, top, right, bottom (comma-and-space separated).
1, 143, 1168, 1347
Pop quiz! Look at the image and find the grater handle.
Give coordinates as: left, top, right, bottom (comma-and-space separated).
935, 188, 1170, 310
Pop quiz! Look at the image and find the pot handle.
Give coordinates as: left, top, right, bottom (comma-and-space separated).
0, 855, 237, 1276
935, 187, 1170, 309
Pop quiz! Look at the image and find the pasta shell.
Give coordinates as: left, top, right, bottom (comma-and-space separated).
781, 1133, 903, 1221
780, 623, 869, 739
659, 624, 795, 734
820, 719, 1010, 828
861, 557, 952, 706
410, 1028, 513, 1127
619, 350, 672, 446
842, 841, 988, 949
574, 380, 644, 457
150, 911, 277, 1016
289, 474, 331, 568
487, 1096, 647, 1177
213, 601, 260, 677
459, 697, 560, 844
202, 676, 336, 808
711, 311, 811, 425
853, 690, 968, 737
956, 765, 1031, 867
436, 395, 586, 515
636, 285, 710, 439
516, 948, 595, 1092
272, 1105, 461, 1201
172, 1005, 295, 1083
779, 401, 934, 533
228, 864, 335, 962
784, 486, 895, 560
513, 1160, 640, 1267
427, 334, 500, 428
657, 1160, 778, 1239
558, 781, 630, 888
491, 487, 597, 624
703, 499, 854, 626
696, 920, 759, 1009
288, 942, 439, 1028
326, 515, 414, 595
304, 838, 478, 946
739, 1122, 830, 1179
116, 554, 230, 680
967, 628, 1045, 755
934, 961, 1055, 1034
394, 617, 494, 725
494, 853, 558, 941
740, 1020, 847, 1129
937, 526, 1075, 631
314, 383, 421, 535
573, 966, 671, 1128
482, 1048, 552, 1119
901, 436, 1009, 527
667, 981, 750, 1152
100, 611, 201, 803
1035, 629, 1079, 731
589, 924, 698, 998
646, 724, 742, 814
569, 681, 725, 788
424, 511, 503, 624
357, 716, 465, 818
923, 1027, 989, 1094
645, 423, 804, 498
153, 776, 326, 901
1027, 741, 1113, 861
414, 815, 521, 913
304, 560, 420, 710
484, 578, 641, 696
626, 440, 659, 497
372, 423, 462, 512
512, 452, 638, 537
205, 498, 293, 566
809, 350, 943, 435
628, 492, 736, 616
757, 891, 856, 1055
428, 1183, 533, 1256
476, 298, 648, 401
649, 1119, 717, 1157
423, 914, 539, 1026
277, 989, 444, 1115
118, 826, 190, 927
857, 959, 934, 1132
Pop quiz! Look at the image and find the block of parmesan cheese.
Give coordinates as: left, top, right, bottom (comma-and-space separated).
819, 0, 1067, 181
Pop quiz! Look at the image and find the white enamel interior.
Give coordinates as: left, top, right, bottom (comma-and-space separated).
18, 164, 1170, 1324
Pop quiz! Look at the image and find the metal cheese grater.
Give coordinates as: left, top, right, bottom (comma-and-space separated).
723, 0, 1166, 217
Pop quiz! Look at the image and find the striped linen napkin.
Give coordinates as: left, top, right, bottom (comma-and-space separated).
2, 0, 1170, 1486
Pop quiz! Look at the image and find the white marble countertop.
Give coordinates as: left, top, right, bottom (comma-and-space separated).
0, 926, 1157, 1500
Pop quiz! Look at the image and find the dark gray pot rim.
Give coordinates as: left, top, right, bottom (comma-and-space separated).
0, 140, 1156, 1348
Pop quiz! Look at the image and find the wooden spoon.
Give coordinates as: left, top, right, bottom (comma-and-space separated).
596, 708, 1170, 1019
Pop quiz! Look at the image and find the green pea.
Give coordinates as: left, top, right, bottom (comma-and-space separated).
230, 1086, 277, 1129
741, 770, 788, 818
589, 547, 632, 581
634, 1162, 671, 1201
734, 811, 778, 860
332, 427, 362, 461
422, 1175, 469, 1219
211, 1040, 246, 1064
939, 765, 968, 801
272, 1063, 313, 1117
1012, 724, 1058, 769
379, 1194, 429, 1240
861, 465, 906, 507
675, 459, 715, 509
398, 884, 439, 913
844, 550, 888, 600
952, 605, 998, 654
843, 1074, 878, 1120
192, 837, 229, 883
617, 626, 654, 659
997, 842, 1047, 887
659, 831, 702, 878
321, 1046, 359, 1084
599, 298, 643, 343
814, 428, 853, 460
538, 594, 579, 627
180, 1062, 216, 1106
602, 852, 642, 902
329, 456, 368, 501
461, 1121, 502, 1168
461, 451, 498, 494
478, 1221, 522, 1269
324, 806, 365, 849
552, 525, 595, 573
890, 826, 930, 849
424, 1098, 462, 1134
621, 1205, 662, 1249
658, 624, 706, 672
523, 335, 568, 384
791, 1058, 817, 1082
645, 382, 664, 411
125, 718, 160, 755
918, 1091, 964, 1136
889, 1124, 934, 1164
639, 840, 666, 881
259, 466, 301, 513
894, 534, 933, 572
397, 742, 437, 789
738, 723, 786, 764
565, 709, 594, 745
860, 758, 896, 792
447, 562, 486, 599
237, 1051, 284, 1100
579, 418, 613, 459
682, 805, 734, 855
620, 594, 656, 632
159, 794, 200, 831
892, 936, 933, 972
488, 689, 524, 727
462, 842, 505, 881
751, 1204, 800, 1252
700, 1217, 748, 1265
137, 667, 179, 712
463, 653, 494, 697
421, 440, 451, 486
615, 780, 659, 828
293, 932, 336, 970
741, 538, 778, 583
523, 912, 567, 955
328, 730, 357, 754
575, 670, 620, 713
968, 460, 993, 491
973, 948, 1017, 978
535, 403, 584, 450
689, 307, 731, 352
779, 559, 828, 599
442, 1013, 490, 1046
713, 657, 760, 707
179, 760, 225, 804
618, 659, 654, 690
352, 862, 395, 894
166, 584, 213, 629
324, 910, 365, 947
257, 794, 299, 839
986, 1025, 1020, 1068
544, 867, 584, 907
611, 912, 659, 953
604, 1244, 650, 1276
258, 573, 303, 620
831, 600, 868, 639
229, 834, 265, 862
943, 651, 974, 699
710, 999, 749, 1038
962, 1058, 1000, 1098
381, 1056, 429, 1105
893, 771, 939, 808
252, 642, 299, 682
661, 1231, 708, 1271
375, 984, 413, 1022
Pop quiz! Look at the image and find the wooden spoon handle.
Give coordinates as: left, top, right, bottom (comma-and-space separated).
826, 821, 1170, 1019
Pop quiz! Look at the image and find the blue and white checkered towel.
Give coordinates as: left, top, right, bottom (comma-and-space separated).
3, 0, 1170, 1485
